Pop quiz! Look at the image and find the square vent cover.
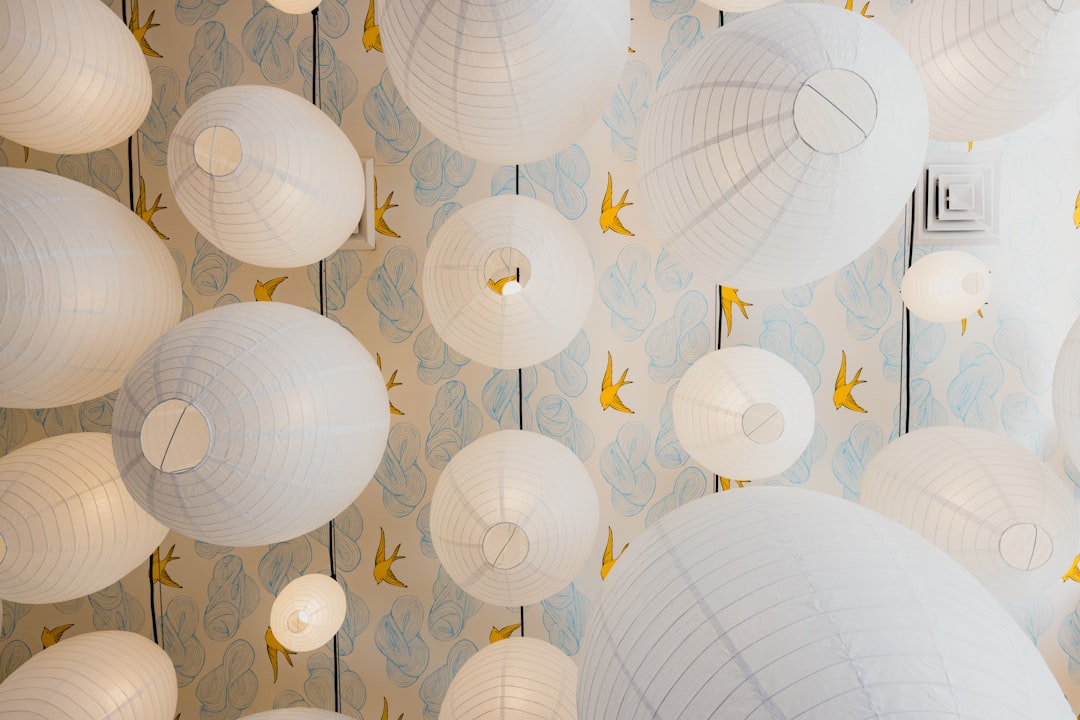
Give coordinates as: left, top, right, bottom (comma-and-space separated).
914, 150, 1001, 246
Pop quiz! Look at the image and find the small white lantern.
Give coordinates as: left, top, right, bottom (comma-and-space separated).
696, 0, 779, 9
901, 251, 991, 323
270, 574, 347, 652
265, 0, 321, 13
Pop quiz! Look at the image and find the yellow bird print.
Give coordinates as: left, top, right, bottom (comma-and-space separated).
364, 0, 383, 52
489, 623, 521, 643
599, 172, 634, 236
967, 140, 974, 152
601, 527, 628, 581
486, 275, 519, 294
1073, 188, 1080, 229
129, 0, 162, 58
381, 697, 403, 720
1064, 553, 1080, 583
265, 626, 295, 683
719, 477, 750, 492
374, 176, 400, 238
600, 351, 634, 414
41, 623, 74, 648
152, 544, 183, 589
720, 287, 752, 337
254, 276, 288, 302
136, 177, 168, 241
844, 0, 873, 17
22, 146, 29, 163
833, 350, 867, 413
960, 307, 984, 335
374, 527, 407, 588
377, 353, 404, 416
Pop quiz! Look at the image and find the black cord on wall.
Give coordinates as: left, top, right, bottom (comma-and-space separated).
901, 190, 917, 436
515, 163, 526, 638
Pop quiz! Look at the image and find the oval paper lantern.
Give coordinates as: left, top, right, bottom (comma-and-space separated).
0, 631, 177, 719
112, 302, 389, 546
0, 0, 151, 154
381, 0, 629, 164
266, 0, 321, 13
431, 430, 598, 606
640, 4, 928, 289
442, 637, 577, 720
168, 85, 365, 268
860, 427, 1077, 605
579, 487, 1074, 719
901, 250, 991, 323
899, 0, 1080, 141
0, 168, 181, 409
673, 347, 814, 480
425, 196, 593, 369
0, 433, 168, 604
697, 0, 779, 9
1052, 314, 1080, 470
270, 574, 347, 652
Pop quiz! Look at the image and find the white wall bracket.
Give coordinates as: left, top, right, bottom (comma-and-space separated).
341, 157, 377, 251
913, 149, 1001, 246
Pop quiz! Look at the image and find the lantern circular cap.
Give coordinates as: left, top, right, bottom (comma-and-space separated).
742, 402, 785, 445
794, 69, 877, 154
141, 399, 211, 473
288, 610, 311, 633
481, 522, 530, 570
484, 247, 532, 295
1000, 522, 1054, 571
194, 126, 243, 176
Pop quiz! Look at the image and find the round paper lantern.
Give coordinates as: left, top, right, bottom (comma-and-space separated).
380, 0, 629, 164
112, 302, 389, 546
579, 487, 1074, 719
0, 433, 168, 604
0, 0, 151, 154
168, 85, 365, 268
901, 250, 991, 323
639, 4, 928, 290
441, 637, 577, 720
1052, 314, 1080, 471
0, 168, 181, 409
673, 347, 814, 480
425, 195, 593, 368
0, 631, 177, 719
899, 0, 1080, 141
270, 574, 347, 652
431, 430, 598, 606
266, 0, 321, 13
696, 0, 779, 9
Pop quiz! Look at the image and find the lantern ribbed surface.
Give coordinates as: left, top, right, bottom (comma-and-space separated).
0, 0, 151, 154
0, 433, 168, 604
673, 347, 814, 480
0, 168, 182, 409
430, 430, 599, 606
424, 195, 593, 369
1052, 314, 1080, 476
112, 302, 390, 546
697, 0, 780, 9
242, 712, 355, 720
168, 85, 365, 268
265, 0, 321, 13
859, 427, 1076, 605
270, 574, 347, 652
639, 4, 928, 290
441, 637, 577, 720
578, 487, 1074, 720
901, 251, 991, 323
380, 0, 629, 164
0, 630, 177, 719
899, 0, 1080, 141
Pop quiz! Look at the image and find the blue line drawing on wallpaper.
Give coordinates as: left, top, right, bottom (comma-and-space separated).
429, 566, 482, 642
889, 377, 947, 441
1, 602, 29, 640
650, 0, 695, 19
214, 293, 241, 307
759, 304, 825, 392
889, 225, 925, 289
186, 21, 244, 106
1007, 215, 1052, 307
426, 380, 484, 469
142, 67, 182, 166
947, 342, 1003, 430
419, 640, 478, 720
192, 234, 243, 296
1010, 594, 1054, 644
1059, 601, 1080, 684
835, 244, 892, 341
299, 36, 358, 126
196, 639, 258, 720
645, 466, 707, 527
258, 536, 313, 596
1001, 392, 1057, 461
310, 503, 364, 573
307, 249, 363, 312
162, 596, 206, 688
176, 0, 227, 25
0, 141, 7, 166
195, 541, 235, 559
601, 245, 657, 342
483, 368, 537, 431
654, 248, 693, 293
31, 407, 76, 437
994, 316, 1054, 395
417, 503, 436, 559
0, 408, 27, 456
831, 421, 884, 500
1003, 132, 1063, 217
600, 422, 656, 516
54, 596, 83, 614
413, 324, 470, 385
368, 246, 425, 343
317, 0, 351, 38
782, 279, 821, 308
542, 582, 592, 656
657, 16, 702, 88
645, 290, 711, 384
56, 151, 122, 200
374, 423, 429, 517
427, 202, 463, 247
879, 316, 945, 383
336, 577, 371, 657
411, 139, 477, 206
0, 641, 30, 683
88, 581, 145, 631
782, 422, 827, 486
491, 166, 537, 198
523, 144, 590, 220
602, 60, 652, 162
203, 555, 261, 642
536, 394, 596, 463
364, 69, 421, 164
655, 383, 688, 469
375, 595, 431, 688
242, 1, 297, 84
541, 330, 591, 398
274, 653, 366, 712
78, 393, 115, 433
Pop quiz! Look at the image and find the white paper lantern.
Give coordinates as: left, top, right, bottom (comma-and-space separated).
270, 574, 347, 652
168, 85, 365, 268
899, 0, 1080, 141
0, 0, 151, 154
0, 168, 181, 409
431, 430, 598, 606
673, 348, 814, 480
0, 630, 177, 719
265, 0, 321, 13
901, 251, 991, 323
696, 0, 779, 9
639, 4, 928, 290
425, 195, 593, 369
381, 0, 629, 164
1052, 314, 1080, 471
579, 487, 1073, 719
241, 712, 354, 720
112, 302, 389, 546
441, 637, 577, 720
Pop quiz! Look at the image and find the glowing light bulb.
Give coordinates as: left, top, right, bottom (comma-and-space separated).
501, 279, 523, 296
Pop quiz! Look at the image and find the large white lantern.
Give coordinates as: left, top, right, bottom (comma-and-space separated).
380, 0, 629, 164
441, 637, 577, 720
899, 0, 1080, 141
168, 85, 365, 268
0, 168, 181, 409
112, 302, 389, 546
270, 574, 347, 652
430, 430, 598, 606
1052, 314, 1080, 473
639, 4, 928, 290
673, 348, 814, 480
901, 251, 991, 323
0, 631, 177, 719
424, 195, 594, 369
579, 487, 1073, 719
0, 0, 151, 154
